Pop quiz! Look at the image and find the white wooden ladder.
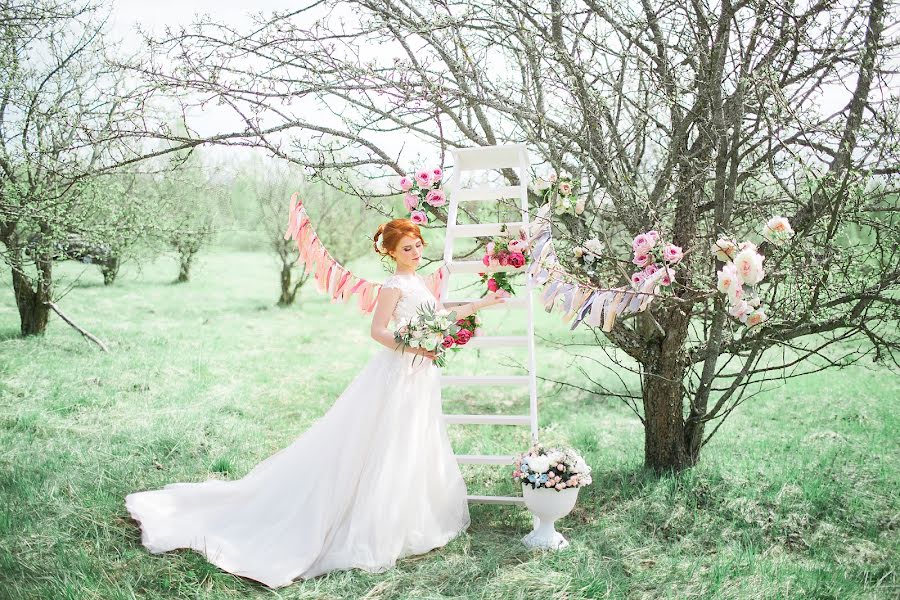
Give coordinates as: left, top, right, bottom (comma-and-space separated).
440, 144, 538, 507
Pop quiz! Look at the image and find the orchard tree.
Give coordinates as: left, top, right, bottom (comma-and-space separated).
134, 0, 899, 470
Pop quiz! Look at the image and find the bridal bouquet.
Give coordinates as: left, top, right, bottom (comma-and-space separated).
394, 304, 459, 367
513, 444, 593, 491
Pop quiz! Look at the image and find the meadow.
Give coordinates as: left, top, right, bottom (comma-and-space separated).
1, 250, 897, 599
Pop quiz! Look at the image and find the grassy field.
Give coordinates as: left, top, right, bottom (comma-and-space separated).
1, 250, 898, 599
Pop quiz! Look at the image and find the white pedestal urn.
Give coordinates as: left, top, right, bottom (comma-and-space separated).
521, 483, 580, 550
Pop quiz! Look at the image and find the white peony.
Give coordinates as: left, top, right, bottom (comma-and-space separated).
528, 455, 552, 473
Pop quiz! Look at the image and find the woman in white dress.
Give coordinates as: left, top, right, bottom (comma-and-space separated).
125, 218, 505, 588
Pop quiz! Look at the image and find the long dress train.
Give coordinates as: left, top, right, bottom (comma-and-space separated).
125, 273, 470, 588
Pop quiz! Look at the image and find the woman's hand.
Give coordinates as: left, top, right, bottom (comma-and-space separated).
420, 349, 438, 361
477, 290, 509, 309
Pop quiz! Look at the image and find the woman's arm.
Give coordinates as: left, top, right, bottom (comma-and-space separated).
446, 291, 507, 320
370, 287, 436, 359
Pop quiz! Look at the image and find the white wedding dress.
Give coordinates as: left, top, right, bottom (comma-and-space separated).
125, 273, 470, 588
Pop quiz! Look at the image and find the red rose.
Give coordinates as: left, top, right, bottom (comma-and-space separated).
455, 329, 472, 345
442, 335, 455, 348
482, 254, 491, 267
498, 252, 509, 266
508, 252, 526, 268
487, 278, 499, 292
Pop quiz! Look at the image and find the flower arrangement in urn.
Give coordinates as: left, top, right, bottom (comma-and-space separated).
513, 444, 593, 550
398, 167, 446, 224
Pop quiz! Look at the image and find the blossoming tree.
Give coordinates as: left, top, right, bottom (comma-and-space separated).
134, 0, 898, 471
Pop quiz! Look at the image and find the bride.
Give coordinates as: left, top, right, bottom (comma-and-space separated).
125, 218, 506, 588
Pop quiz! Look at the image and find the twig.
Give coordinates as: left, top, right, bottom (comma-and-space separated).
45, 302, 109, 352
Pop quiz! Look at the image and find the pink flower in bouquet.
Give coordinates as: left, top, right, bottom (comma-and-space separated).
498, 252, 509, 266
643, 264, 659, 277
455, 329, 472, 345
399, 176, 414, 192
403, 193, 419, 212
410, 210, 428, 225
425, 189, 446, 207
633, 253, 651, 267
415, 169, 432, 187
486, 241, 495, 255
663, 243, 684, 264
632, 234, 653, 255
432, 167, 443, 180
441, 335, 455, 349
507, 239, 527, 253
745, 308, 768, 327
482, 254, 491, 266
660, 268, 676, 286
631, 271, 647, 287
487, 277, 499, 292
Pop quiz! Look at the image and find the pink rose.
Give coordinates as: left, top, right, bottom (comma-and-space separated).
631, 271, 646, 287
498, 252, 509, 266
490, 256, 500, 266
643, 264, 659, 277
660, 268, 676, 286
487, 278, 499, 292
632, 234, 653, 255
663, 244, 684, 264
410, 210, 427, 225
432, 167, 443, 180
442, 335, 455, 348
415, 170, 432, 187
486, 241, 495, 256
482, 254, 491, 267
507, 239, 526, 253
404, 193, 419, 212
632, 253, 651, 267
646, 230, 660, 243
425, 189, 446, 207
545, 481, 554, 488
399, 176, 414, 192
555, 483, 565, 490
455, 329, 472, 345
507, 252, 526, 268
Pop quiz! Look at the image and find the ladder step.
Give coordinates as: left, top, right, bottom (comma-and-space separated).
453, 186, 523, 202
444, 414, 530, 425
456, 454, 516, 465
465, 335, 528, 348
445, 297, 528, 310
448, 222, 525, 238
447, 260, 523, 274
467, 494, 525, 506
453, 144, 527, 171
441, 375, 529, 386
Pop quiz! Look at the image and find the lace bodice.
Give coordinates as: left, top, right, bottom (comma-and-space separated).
382, 274, 438, 324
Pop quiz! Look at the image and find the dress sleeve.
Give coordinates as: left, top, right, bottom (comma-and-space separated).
381, 275, 404, 290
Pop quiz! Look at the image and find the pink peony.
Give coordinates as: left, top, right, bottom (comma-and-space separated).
507, 252, 526, 268
399, 176, 414, 192
455, 329, 472, 345
632, 234, 653, 255
425, 189, 446, 207
415, 170, 432, 187
663, 244, 684, 264
442, 335, 455, 348
404, 193, 419, 212
633, 253, 651, 268
410, 210, 427, 225
487, 278, 499, 292
733, 249, 765, 285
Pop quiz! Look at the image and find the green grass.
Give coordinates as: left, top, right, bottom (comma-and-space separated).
0, 250, 897, 599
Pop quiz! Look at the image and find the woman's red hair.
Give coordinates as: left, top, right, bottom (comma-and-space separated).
373, 218, 427, 257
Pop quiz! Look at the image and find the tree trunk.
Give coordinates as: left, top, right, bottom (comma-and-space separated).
278, 264, 293, 306
642, 357, 689, 472
12, 263, 52, 336
176, 251, 193, 283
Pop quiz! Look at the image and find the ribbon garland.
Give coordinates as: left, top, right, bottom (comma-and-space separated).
284, 194, 447, 314
285, 193, 662, 330
524, 204, 665, 332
